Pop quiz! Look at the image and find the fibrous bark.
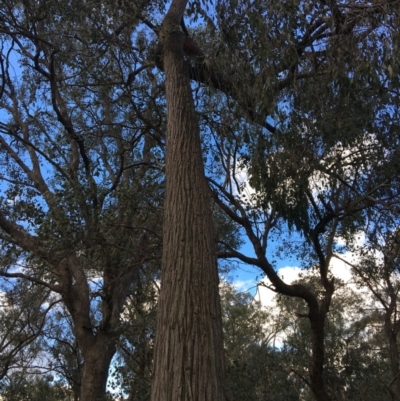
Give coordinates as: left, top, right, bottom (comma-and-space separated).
150, 1, 226, 400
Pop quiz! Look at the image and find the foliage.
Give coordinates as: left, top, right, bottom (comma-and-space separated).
275, 273, 395, 401
0, 373, 74, 401
221, 282, 301, 401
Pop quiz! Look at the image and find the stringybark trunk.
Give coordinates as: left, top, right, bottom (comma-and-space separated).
150, 3, 226, 401
79, 334, 116, 401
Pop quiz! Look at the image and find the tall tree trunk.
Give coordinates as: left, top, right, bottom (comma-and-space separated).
79, 334, 116, 401
150, 2, 226, 401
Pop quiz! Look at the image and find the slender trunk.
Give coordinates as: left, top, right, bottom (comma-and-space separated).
79, 333, 116, 401
309, 312, 331, 401
150, 5, 226, 401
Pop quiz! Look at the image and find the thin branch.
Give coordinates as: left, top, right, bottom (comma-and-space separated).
0, 271, 61, 292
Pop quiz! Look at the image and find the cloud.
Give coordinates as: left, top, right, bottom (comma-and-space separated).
231, 279, 257, 293
254, 260, 367, 348
231, 165, 257, 203
255, 265, 303, 308
330, 257, 353, 283
255, 248, 368, 310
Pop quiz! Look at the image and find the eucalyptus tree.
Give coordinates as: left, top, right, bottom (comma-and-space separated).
41, 305, 84, 401
110, 269, 158, 401
148, 0, 227, 398
220, 282, 302, 401
1, 0, 399, 400
273, 273, 393, 401
207, 87, 400, 399
0, 1, 165, 399
188, 0, 400, 400
135, 0, 400, 398
337, 225, 400, 399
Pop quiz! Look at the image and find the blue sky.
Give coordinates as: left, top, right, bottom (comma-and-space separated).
227, 229, 305, 295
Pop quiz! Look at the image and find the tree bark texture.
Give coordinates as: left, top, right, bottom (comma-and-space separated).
150, 3, 226, 401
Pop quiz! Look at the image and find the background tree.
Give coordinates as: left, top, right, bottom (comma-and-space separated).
220, 282, 302, 401
0, 280, 57, 381
270, 270, 395, 401
0, 1, 164, 399
111, 272, 158, 401
337, 225, 400, 399
1, 372, 75, 401
195, 1, 400, 398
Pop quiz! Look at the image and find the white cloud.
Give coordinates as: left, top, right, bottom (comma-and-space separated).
255, 245, 371, 310
330, 257, 353, 283
231, 279, 257, 293
256, 265, 303, 308
232, 165, 256, 201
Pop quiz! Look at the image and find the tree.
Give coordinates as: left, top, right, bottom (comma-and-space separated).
1, 0, 399, 399
220, 282, 301, 401
200, 1, 400, 398
42, 305, 84, 401
147, 0, 396, 397
149, 1, 227, 400
210, 133, 396, 400
336, 225, 400, 399
111, 273, 158, 401
0, 280, 57, 381
1, 373, 75, 401
270, 270, 396, 401
0, 1, 164, 399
